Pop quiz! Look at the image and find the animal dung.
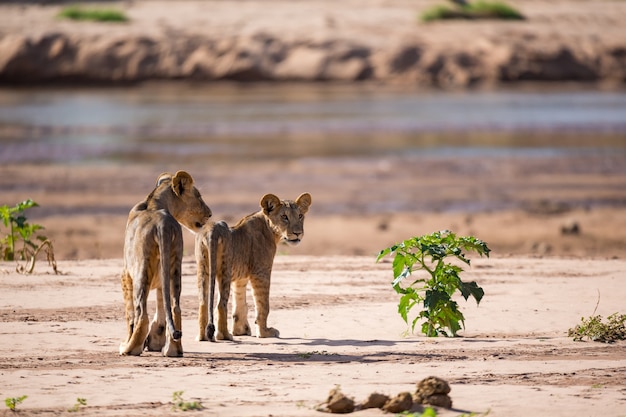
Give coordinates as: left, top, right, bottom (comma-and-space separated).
414, 376, 453, 408
319, 376, 452, 413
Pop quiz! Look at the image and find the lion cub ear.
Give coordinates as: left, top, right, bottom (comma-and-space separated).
295, 193, 312, 214
260, 194, 281, 215
171, 170, 194, 197
156, 172, 172, 186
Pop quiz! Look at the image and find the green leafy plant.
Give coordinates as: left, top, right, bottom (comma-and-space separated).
421, 1, 524, 22
377, 230, 490, 337
5, 396, 27, 412
399, 407, 438, 417
68, 397, 87, 412
172, 391, 203, 411
58, 6, 128, 22
0, 200, 57, 274
568, 313, 626, 343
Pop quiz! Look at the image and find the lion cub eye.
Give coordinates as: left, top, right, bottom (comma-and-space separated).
281, 214, 289, 222
298, 214, 303, 220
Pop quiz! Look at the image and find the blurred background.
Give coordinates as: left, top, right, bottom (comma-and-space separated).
1, 0, 625, 260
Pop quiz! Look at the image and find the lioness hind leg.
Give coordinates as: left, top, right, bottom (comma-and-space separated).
162, 263, 183, 357
120, 270, 134, 344
145, 288, 167, 351
231, 278, 251, 336
250, 275, 279, 338
119, 286, 150, 355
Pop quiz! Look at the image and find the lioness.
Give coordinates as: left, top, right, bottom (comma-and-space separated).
195, 193, 312, 342
120, 171, 212, 357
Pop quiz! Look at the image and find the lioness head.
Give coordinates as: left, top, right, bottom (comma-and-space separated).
261, 193, 312, 246
156, 171, 212, 233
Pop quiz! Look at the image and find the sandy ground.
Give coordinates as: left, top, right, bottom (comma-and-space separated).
0, 255, 625, 416
1, 0, 626, 415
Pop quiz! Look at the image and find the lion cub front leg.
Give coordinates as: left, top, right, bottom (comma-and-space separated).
250, 275, 279, 338
231, 278, 251, 336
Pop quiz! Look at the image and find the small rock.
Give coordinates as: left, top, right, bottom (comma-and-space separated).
382, 392, 413, 413
560, 220, 580, 235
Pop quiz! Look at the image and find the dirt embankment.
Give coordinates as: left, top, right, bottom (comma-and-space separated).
1, 0, 625, 87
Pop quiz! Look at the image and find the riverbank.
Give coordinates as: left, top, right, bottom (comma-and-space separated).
1, 0, 626, 86
2, 150, 626, 260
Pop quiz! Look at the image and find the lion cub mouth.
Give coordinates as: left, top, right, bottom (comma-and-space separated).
286, 238, 301, 246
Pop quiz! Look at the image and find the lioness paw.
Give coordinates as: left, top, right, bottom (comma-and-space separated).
257, 327, 280, 338
233, 323, 252, 336
216, 330, 234, 341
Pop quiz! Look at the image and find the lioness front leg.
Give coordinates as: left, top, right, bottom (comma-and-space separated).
250, 275, 279, 338
231, 278, 251, 336
145, 288, 167, 351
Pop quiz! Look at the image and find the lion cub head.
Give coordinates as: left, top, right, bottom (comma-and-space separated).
154, 171, 212, 233
261, 193, 311, 246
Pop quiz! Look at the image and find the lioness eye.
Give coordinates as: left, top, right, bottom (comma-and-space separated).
282, 214, 289, 222
299, 214, 303, 220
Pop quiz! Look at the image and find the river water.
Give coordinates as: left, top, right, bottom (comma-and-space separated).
1, 83, 625, 164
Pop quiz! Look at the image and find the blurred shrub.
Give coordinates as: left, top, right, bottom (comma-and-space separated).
58, 5, 128, 22
421, 1, 525, 22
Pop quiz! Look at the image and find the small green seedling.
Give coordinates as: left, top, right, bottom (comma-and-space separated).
172, 391, 203, 411
377, 230, 490, 337
68, 397, 87, 412
5, 395, 27, 412
0, 199, 57, 274
297, 350, 336, 359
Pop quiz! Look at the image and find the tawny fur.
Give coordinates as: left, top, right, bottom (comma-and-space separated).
119, 171, 211, 357
195, 193, 311, 341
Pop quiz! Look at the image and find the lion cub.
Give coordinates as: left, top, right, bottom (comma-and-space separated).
195, 193, 311, 342
120, 171, 212, 357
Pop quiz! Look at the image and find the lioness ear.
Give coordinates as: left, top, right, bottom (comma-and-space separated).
156, 172, 172, 187
295, 192, 312, 214
171, 170, 194, 197
260, 194, 281, 215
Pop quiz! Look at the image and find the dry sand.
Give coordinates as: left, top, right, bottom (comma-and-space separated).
1, 255, 625, 416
